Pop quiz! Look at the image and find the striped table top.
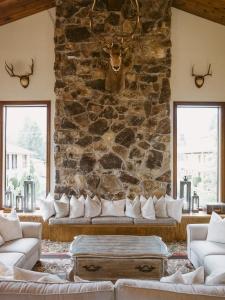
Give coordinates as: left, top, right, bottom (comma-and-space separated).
70, 235, 169, 258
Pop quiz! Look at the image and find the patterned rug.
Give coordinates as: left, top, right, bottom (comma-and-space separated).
33, 240, 194, 279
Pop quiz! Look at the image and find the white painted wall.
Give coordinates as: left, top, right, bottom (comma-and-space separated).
0, 9, 55, 193
171, 8, 225, 102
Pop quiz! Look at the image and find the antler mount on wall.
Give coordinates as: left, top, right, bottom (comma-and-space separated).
5, 59, 34, 88
89, 0, 140, 93
192, 64, 212, 88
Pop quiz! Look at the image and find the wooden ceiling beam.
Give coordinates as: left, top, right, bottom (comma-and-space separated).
0, 0, 55, 26
172, 0, 225, 27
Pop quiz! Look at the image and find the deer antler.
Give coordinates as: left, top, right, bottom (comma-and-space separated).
118, 0, 140, 40
204, 64, 212, 77
89, 0, 140, 44
27, 59, 34, 76
5, 62, 21, 78
5, 59, 34, 78
192, 64, 212, 77
89, 0, 107, 45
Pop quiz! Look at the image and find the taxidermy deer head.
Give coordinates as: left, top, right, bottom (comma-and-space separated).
5, 59, 34, 88
89, 0, 140, 93
192, 64, 212, 88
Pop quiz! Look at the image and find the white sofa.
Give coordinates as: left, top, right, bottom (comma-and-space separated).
187, 224, 225, 275
0, 280, 114, 300
115, 279, 225, 300
1, 279, 225, 300
0, 222, 42, 270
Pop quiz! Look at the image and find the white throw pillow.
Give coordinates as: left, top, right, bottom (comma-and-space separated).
125, 196, 141, 218
140, 196, 156, 220
101, 199, 125, 217
206, 271, 225, 285
207, 212, 225, 243
154, 196, 168, 218
182, 267, 204, 284
160, 270, 184, 283
69, 195, 85, 218
40, 193, 56, 221
0, 215, 22, 242
165, 195, 183, 223
54, 194, 70, 218
85, 195, 101, 218
14, 267, 65, 283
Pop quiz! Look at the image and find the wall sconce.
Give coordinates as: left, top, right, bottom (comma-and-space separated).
5, 59, 34, 88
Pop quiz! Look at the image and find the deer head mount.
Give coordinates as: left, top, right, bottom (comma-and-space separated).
89, 0, 140, 93
5, 59, 34, 88
192, 64, 212, 88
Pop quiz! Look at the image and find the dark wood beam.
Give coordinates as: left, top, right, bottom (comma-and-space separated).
172, 0, 225, 27
0, 0, 55, 26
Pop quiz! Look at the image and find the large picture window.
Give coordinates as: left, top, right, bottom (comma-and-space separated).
0, 102, 51, 209
173, 102, 225, 208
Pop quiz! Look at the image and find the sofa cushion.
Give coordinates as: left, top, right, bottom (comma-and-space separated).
0, 252, 25, 267
49, 217, 91, 225
0, 216, 23, 242
190, 241, 225, 265
207, 212, 225, 244
204, 255, 225, 275
134, 217, 176, 225
69, 195, 85, 219
0, 238, 40, 259
101, 199, 125, 217
92, 216, 133, 224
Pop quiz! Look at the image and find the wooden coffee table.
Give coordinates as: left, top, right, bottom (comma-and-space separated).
70, 235, 169, 281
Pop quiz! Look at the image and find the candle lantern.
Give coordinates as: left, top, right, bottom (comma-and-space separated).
4, 187, 13, 208
16, 192, 24, 212
180, 176, 192, 213
24, 176, 35, 212
192, 191, 200, 213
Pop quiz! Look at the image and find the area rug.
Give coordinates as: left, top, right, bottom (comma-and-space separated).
33, 240, 194, 278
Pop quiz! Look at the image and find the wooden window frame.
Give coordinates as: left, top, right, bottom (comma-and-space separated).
173, 102, 225, 203
0, 101, 51, 210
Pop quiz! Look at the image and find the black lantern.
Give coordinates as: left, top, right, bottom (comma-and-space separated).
180, 176, 192, 213
24, 176, 35, 212
16, 192, 24, 212
192, 191, 200, 213
4, 187, 13, 208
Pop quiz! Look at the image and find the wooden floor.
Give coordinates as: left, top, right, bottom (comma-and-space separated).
18, 212, 215, 242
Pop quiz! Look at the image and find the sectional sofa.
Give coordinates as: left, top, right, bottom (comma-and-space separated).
0, 222, 42, 270
1, 279, 225, 300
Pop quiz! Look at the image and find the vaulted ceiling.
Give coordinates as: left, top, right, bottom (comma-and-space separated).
0, 0, 225, 27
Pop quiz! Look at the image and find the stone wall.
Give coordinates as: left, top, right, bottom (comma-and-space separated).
54, 0, 172, 199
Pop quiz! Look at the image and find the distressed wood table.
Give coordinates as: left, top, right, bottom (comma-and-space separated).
70, 235, 169, 281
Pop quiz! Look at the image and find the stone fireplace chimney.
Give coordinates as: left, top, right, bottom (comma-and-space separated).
54, 0, 171, 199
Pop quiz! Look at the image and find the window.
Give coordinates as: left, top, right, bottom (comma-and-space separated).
0, 102, 51, 209
174, 103, 225, 208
